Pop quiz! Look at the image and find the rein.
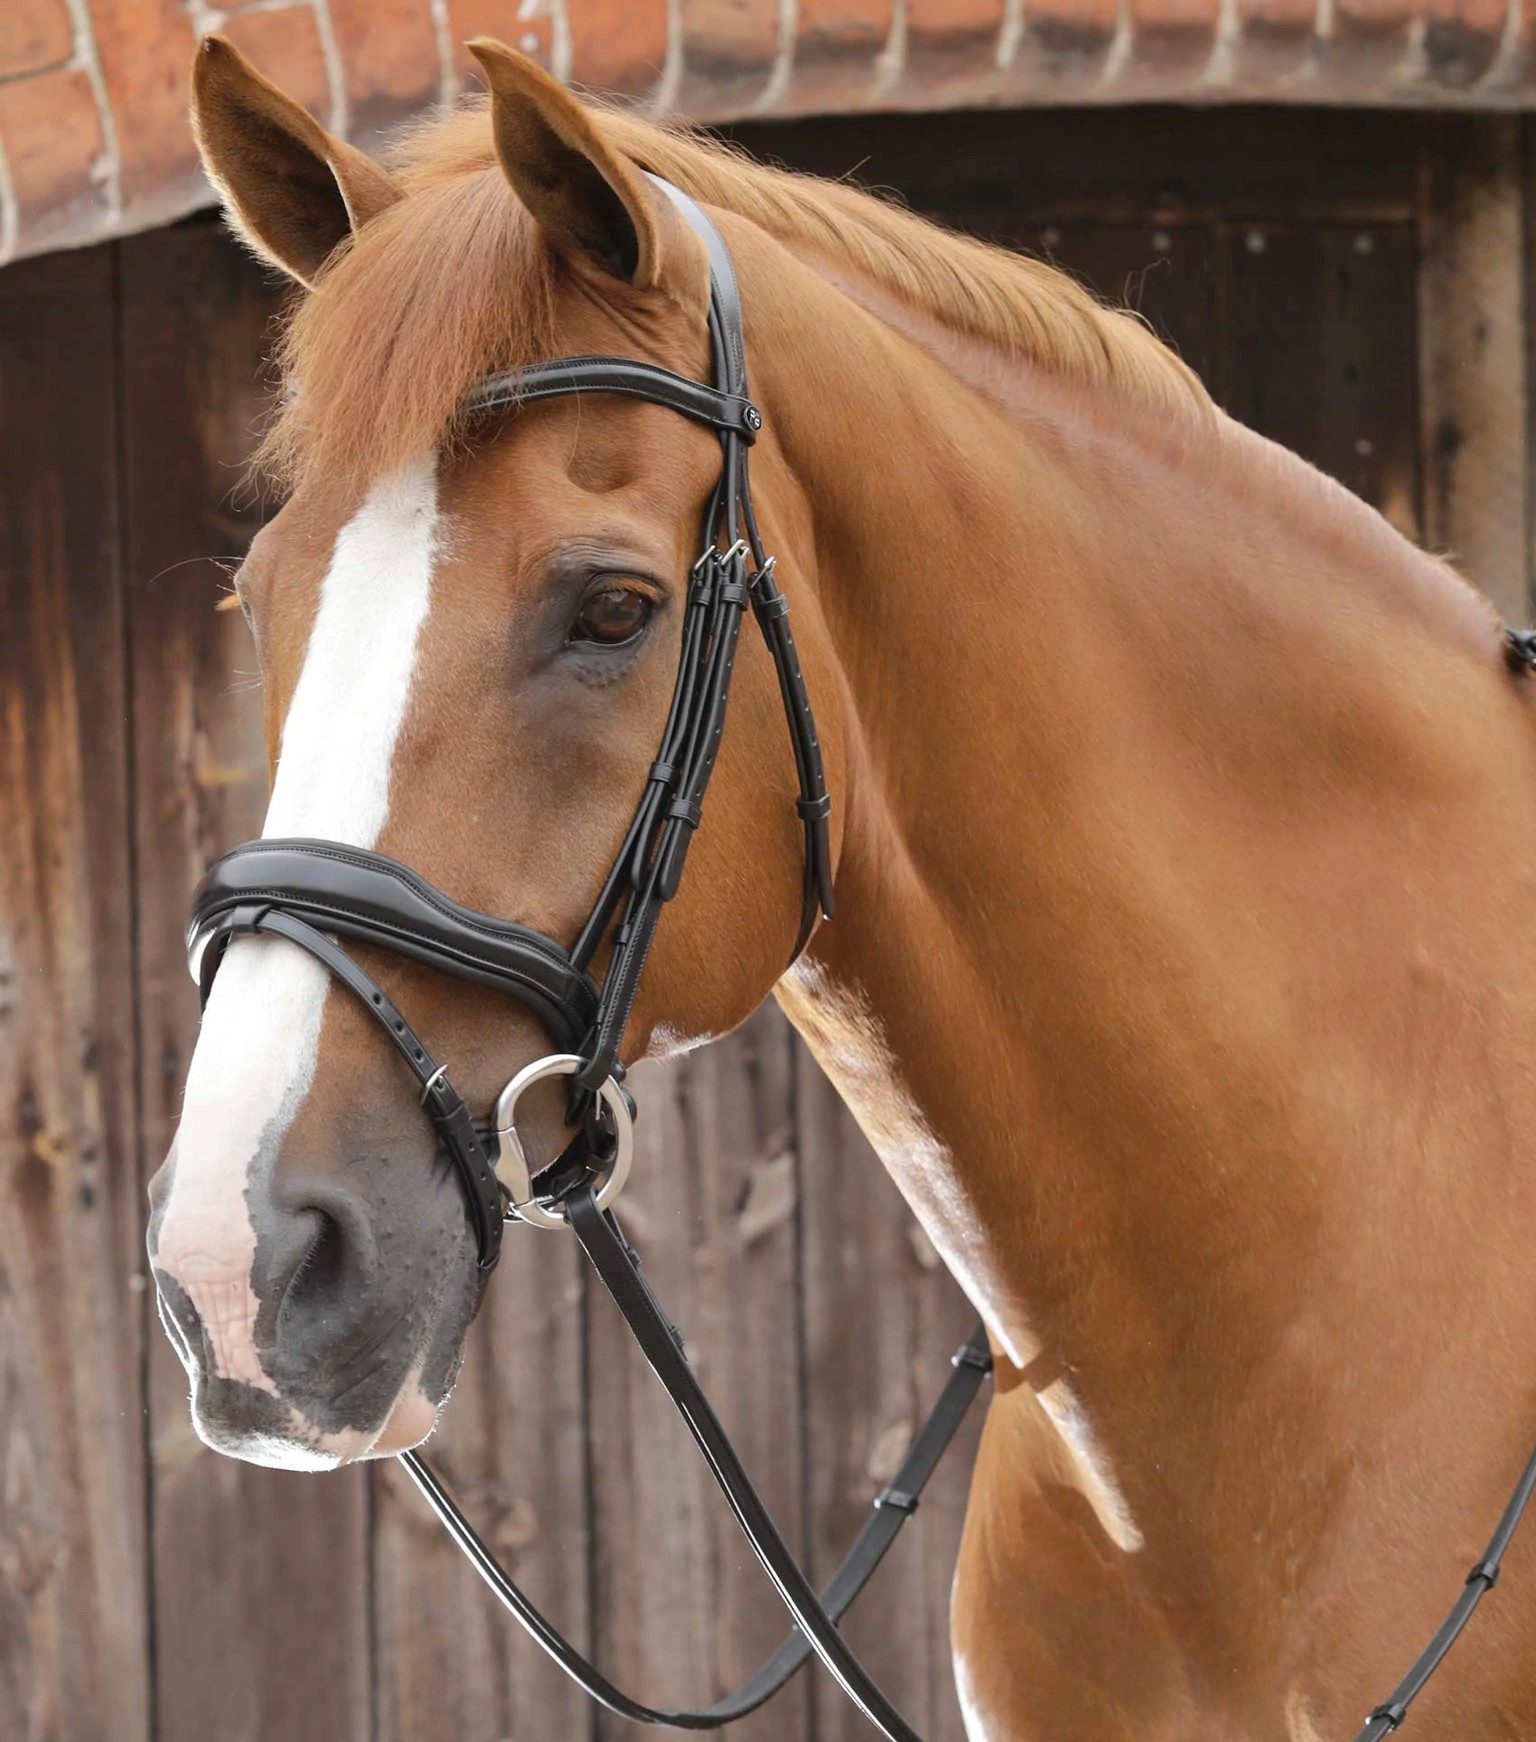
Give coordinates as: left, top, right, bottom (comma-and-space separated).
403, 1201, 991, 1732
185, 177, 1536, 1738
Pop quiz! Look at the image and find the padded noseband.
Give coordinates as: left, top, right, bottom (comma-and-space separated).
189, 839, 597, 1046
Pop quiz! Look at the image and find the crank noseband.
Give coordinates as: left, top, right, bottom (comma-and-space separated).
187, 840, 608, 1271
188, 838, 597, 1037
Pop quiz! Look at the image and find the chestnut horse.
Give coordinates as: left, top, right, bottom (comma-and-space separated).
149, 33, 1536, 1741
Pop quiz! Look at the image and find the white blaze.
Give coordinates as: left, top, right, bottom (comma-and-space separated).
154, 458, 441, 1392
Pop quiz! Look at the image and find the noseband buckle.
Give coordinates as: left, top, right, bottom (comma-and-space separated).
494, 1053, 635, 1230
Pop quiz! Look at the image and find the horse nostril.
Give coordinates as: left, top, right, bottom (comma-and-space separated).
279, 1205, 346, 1318
252, 1175, 378, 1338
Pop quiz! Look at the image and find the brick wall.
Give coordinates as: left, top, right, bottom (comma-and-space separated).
3, 0, 1535, 264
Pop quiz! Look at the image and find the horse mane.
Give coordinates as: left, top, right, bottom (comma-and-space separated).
259, 97, 1211, 490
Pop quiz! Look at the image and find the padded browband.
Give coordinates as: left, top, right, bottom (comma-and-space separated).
463, 356, 763, 443
188, 839, 599, 1054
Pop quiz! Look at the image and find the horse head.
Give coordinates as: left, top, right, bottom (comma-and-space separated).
148, 36, 837, 1466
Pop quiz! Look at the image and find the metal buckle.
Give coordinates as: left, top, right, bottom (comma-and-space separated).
493, 1053, 635, 1231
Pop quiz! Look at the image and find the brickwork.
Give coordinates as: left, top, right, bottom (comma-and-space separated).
4, 0, 1536, 263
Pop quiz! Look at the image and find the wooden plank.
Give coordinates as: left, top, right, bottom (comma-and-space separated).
0, 245, 151, 1742
729, 106, 1427, 224
1221, 218, 1422, 540
586, 1005, 809, 1740
1418, 117, 1529, 622
1008, 217, 1219, 394
117, 218, 372, 1742
371, 1201, 592, 1738
795, 1038, 982, 1742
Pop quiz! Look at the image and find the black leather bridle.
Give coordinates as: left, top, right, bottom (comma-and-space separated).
187, 179, 988, 1742
185, 177, 1536, 1739
188, 177, 838, 1278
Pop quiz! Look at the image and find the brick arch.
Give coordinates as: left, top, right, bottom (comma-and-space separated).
2, 0, 1534, 263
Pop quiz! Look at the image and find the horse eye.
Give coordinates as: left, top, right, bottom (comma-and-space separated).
572, 585, 652, 646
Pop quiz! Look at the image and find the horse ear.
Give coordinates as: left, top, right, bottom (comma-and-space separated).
191, 34, 402, 287
467, 40, 663, 290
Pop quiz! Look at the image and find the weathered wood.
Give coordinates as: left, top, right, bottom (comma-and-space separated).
587, 1005, 810, 1740
1222, 218, 1422, 539
0, 244, 151, 1742
730, 107, 1427, 225
1419, 117, 1529, 621
794, 1033, 981, 1741
117, 218, 373, 1742
1016, 218, 1220, 393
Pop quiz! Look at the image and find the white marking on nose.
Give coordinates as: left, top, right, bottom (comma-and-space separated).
155, 458, 442, 1399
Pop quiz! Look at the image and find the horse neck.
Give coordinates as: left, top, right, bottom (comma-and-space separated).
754, 234, 1534, 1524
